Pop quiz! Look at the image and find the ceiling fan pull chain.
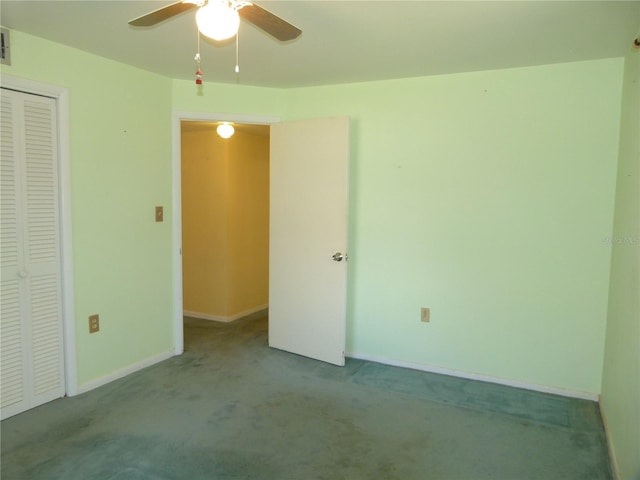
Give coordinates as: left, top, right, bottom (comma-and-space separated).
195, 58, 203, 85
195, 30, 203, 85
235, 27, 240, 74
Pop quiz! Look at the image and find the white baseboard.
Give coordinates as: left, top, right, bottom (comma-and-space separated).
346, 352, 599, 402
184, 305, 268, 323
75, 350, 175, 396
599, 396, 621, 480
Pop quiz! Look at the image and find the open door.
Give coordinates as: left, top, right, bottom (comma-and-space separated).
269, 116, 349, 366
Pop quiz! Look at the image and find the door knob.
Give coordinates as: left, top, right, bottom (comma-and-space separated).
18, 270, 28, 278
332, 252, 347, 262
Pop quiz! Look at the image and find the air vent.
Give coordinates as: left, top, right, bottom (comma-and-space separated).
1, 28, 11, 65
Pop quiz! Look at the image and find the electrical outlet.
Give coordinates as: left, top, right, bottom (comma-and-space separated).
421, 307, 430, 323
155, 206, 163, 222
89, 314, 100, 333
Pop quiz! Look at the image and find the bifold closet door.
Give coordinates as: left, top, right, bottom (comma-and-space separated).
1, 88, 65, 420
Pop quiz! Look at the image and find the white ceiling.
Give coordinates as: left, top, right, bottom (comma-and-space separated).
1, 1, 639, 88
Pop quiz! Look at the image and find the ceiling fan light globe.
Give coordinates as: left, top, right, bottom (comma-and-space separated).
196, 1, 240, 41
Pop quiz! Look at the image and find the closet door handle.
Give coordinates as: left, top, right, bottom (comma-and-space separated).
18, 270, 28, 278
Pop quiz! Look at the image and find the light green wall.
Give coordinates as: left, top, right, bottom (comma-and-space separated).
175, 59, 623, 394
601, 44, 640, 480
4, 28, 626, 399
2, 30, 175, 386
281, 59, 623, 394
172, 79, 284, 117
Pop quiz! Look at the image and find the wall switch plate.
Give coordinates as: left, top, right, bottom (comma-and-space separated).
421, 307, 430, 323
155, 206, 163, 222
89, 314, 100, 333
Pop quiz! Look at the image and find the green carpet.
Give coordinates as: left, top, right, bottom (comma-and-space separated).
1, 313, 612, 479
351, 363, 573, 427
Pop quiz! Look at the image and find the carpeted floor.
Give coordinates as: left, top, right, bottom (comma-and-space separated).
1, 312, 612, 479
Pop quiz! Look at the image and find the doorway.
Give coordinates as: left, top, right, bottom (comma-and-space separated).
171, 112, 279, 354
172, 113, 350, 365
180, 121, 270, 324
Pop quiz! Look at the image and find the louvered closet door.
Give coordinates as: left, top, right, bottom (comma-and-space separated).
1, 88, 65, 420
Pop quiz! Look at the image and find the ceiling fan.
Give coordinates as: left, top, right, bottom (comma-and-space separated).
129, 0, 302, 42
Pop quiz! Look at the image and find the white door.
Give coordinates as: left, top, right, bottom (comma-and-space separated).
269, 116, 349, 366
0, 88, 65, 420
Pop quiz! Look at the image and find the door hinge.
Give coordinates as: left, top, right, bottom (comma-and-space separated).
1, 28, 11, 66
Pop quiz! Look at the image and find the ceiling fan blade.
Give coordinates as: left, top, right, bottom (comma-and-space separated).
129, 1, 199, 27
239, 3, 302, 41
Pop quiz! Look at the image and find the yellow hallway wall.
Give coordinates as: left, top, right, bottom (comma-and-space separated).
181, 124, 230, 317
181, 125, 269, 319
227, 130, 270, 316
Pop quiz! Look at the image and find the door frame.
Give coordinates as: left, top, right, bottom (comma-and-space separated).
0, 74, 78, 396
171, 111, 280, 354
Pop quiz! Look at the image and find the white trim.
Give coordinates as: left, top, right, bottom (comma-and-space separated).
599, 396, 621, 480
0, 74, 78, 397
347, 352, 600, 401
184, 305, 268, 323
171, 113, 184, 355
171, 111, 280, 356
76, 350, 175, 395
